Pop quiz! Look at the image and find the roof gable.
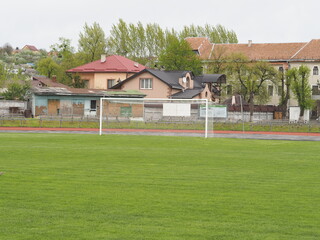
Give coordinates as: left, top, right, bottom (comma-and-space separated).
185, 37, 213, 59
112, 69, 188, 90
22, 45, 39, 51
291, 39, 320, 60
66, 55, 146, 73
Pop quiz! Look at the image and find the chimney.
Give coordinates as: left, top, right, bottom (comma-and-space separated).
248, 40, 252, 47
101, 54, 106, 63
52, 75, 57, 82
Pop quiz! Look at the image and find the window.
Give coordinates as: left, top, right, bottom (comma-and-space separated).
186, 77, 191, 88
278, 66, 284, 72
313, 66, 319, 75
83, 80, 89, 88
268, 85, 273, 96
107, 79, 115, 89
278, 85, 283, 96
192, 50, 200, 55
140, 78, 152, 89
226, 85, 232, 95
312, 85, 320, 95
90, 100, 97, 111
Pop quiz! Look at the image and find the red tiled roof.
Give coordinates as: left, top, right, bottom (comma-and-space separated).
185, 37, 213, 59
186, 37, 320, 61
213, 42, 306, 61
23, 45, 39, 51
291, 39, 320, 60
66, 55, 146, 73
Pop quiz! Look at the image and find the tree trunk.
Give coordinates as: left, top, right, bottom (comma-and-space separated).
299, 106, 305, 122
281, 84, 290, 119
249, 93, 254, 122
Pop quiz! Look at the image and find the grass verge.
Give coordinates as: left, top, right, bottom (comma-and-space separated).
0, 133, 319, 239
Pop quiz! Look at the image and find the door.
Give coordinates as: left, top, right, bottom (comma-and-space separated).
48, 99, 60, 115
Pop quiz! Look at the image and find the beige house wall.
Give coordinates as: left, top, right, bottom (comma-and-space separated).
78, 72, 134, 89
93, 73, 129, 89
78, 73, 94, 89
120, 72, 171, 98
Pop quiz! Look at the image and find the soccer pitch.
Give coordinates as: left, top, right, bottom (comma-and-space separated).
0, 133, 319, 239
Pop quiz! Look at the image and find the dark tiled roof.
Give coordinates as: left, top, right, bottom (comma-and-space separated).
147, 69, 190, 89
194, 74, 226, 84
112, 69, 190, 90
171, 89, 203, 99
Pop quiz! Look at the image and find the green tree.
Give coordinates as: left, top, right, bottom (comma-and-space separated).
287, 65, 313, 120
50, 37, 75, 59
0, 62, 8, 87
107, 19, 134, 57
275, 68, 291, 118
49, 38, 86, 86
78, 22, 106, 62
227, 54, 277, 121
179, 24, 238, 43
106, 19, 238, 66
36, 57, 60, 79
0, 43, 13, 56
158, 37, 203, 75
1, 81, 30, 100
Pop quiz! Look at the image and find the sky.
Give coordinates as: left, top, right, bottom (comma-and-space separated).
1, 0, 319, 50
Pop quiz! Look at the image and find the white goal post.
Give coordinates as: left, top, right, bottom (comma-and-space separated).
99, 98, 211, 138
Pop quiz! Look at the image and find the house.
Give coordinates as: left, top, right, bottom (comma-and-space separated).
186, 37, 320, 116
66, 55, 146, 90
30, 76, 145, 117
21, 45, 39, 52
111, 68, 226, 101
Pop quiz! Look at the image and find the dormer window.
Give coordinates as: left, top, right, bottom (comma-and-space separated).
186, 77, 190, 88
313, 66, 319, 75
192, 50, 200, 55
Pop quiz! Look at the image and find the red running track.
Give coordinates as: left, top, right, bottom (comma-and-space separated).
1, 127, 320, 136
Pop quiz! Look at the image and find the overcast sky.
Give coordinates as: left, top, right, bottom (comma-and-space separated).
1, 0, 319, 50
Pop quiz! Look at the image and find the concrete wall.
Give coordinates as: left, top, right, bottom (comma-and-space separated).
227, 111, 274, 122
0, 100, 26, 115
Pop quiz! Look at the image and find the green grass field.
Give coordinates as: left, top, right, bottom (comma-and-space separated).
0, 133, 319, 239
